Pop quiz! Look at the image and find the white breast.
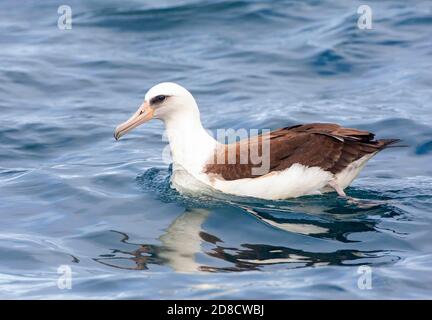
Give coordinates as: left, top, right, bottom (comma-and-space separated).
208, 164, 334, 200
170, 154, 375, 200
171, 163, 333, 200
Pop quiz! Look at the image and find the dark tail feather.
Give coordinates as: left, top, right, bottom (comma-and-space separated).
378, 139, 407, 148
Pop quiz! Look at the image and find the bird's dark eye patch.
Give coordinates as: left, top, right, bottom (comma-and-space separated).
150, 95, 168, 105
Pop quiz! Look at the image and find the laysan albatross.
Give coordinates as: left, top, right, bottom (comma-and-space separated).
114, 82, 399, 200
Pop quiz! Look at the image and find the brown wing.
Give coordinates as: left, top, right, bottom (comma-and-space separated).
204, 123, 399, 180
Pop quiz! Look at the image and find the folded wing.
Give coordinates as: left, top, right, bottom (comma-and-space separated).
205, 123, 399, 180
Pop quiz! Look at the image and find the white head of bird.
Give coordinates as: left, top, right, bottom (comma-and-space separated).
114, 82, 217, 174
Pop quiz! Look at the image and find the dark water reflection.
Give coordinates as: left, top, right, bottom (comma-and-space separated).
94, 176, 403, 273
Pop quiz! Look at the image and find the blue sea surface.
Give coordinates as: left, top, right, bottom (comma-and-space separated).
1, 0, 432, 299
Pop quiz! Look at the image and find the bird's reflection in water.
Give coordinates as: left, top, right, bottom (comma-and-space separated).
94, 196, 403, 272
94, 209, 209, 272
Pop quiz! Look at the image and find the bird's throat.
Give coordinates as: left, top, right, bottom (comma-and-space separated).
163, 115, 217, 175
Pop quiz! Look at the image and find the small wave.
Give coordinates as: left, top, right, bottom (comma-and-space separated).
136, 166, 222, 208
415, 140, 432, 155
310, 48, 353, 76
79, 0, 286, 31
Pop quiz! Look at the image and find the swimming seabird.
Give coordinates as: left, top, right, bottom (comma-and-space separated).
114, 82, 399, 200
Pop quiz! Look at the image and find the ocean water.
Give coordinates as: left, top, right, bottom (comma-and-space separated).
1, 0, 432, 299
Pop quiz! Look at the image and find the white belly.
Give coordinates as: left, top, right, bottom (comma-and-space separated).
170, 154, 374, 200
171, 163, 332, 200
208, 164, 334, 200
334, 154, 375, 189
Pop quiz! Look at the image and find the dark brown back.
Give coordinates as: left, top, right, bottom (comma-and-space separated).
205, 123, 399, 180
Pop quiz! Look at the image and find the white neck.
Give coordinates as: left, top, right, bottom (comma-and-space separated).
162, 108, 217, 175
